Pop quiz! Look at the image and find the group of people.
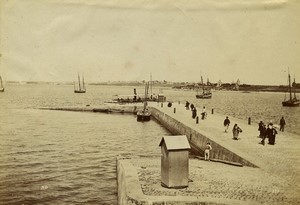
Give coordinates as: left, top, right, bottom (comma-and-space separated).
184, 102, 287, 160
223, 116, 243, 140
185, 101, 207, 120
258, 116, 285, 145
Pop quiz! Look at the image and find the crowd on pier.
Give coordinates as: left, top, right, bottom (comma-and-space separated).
183, 100, 286, 147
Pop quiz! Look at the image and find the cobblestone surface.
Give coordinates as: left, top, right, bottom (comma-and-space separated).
131, 157, 300, 205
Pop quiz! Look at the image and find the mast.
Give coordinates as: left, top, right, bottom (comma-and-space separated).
144, 82, 148, 111
78, 73, 81, 90
150, 73, 152, 97
0, 76, 3, 88
201, 76, 204, 93
288, 73, 292, 101
294, 77, 297, 99
82, 76, 85, 90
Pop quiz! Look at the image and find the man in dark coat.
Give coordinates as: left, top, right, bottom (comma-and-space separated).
224, 116, 230, 133
258, 121, 265, 138
260, 125, 267, 145
279, 116, 286, 132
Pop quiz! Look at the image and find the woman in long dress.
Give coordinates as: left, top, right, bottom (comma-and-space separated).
232, 124, 242, 140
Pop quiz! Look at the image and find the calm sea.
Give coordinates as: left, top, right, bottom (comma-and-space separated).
0, 84, 299, 205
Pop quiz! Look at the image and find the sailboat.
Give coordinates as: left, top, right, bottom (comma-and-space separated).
74, 73, 86, 93
196, 76, 212, 99
0, 76, 4, 92
137, 82, 151, 121
282, 72, 299, 107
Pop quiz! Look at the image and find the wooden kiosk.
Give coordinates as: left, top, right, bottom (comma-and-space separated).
159, 135, 191, 188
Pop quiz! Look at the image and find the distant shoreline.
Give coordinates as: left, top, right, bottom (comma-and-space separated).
4, 81, 300, 93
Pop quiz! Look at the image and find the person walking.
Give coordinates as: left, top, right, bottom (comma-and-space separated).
232, 124, 242, 140
260, 125, 267, 145
223, 116, 230, 133
190, 103, 195, 111
258, 121, 265, 138
185, 101, 190, 110
267, 124, 278, 145
201, 106, 207, 120
192, 107, 197, 119
204, 142, 212, 161
279, 116, 286, 132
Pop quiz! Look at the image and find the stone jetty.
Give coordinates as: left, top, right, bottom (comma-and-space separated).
125, 102, 299, 205
41, 102, 300, 205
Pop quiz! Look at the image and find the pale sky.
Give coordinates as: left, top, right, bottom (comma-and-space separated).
1, 0, 300, 85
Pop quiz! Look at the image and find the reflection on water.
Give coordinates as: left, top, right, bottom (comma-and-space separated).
0, 84, 299, 204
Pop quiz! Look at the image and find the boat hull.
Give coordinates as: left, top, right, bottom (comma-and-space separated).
196, 93, 212, 99
137, 111, 151, 122
282, 100, 300, 107
74, 90, 86, 93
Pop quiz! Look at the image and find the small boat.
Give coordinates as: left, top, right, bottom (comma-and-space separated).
137, 109, 151, 121
0, 76, 4, 92
282, 72, 299, 107
196, 76, 212, 99
74, 73, 86, 93
137, 82, 151, 122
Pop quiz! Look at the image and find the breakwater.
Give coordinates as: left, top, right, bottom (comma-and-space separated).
148, 106, 256, 167
42, 102, 257, 167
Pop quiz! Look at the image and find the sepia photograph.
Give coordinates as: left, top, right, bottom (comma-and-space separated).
0, 0, 300, 204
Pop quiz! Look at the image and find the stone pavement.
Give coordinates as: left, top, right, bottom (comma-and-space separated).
128, 156, 298, 205
145, 101, 300, 204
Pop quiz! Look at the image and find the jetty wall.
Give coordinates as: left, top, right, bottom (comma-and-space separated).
150, 107, 257, 167
42, 104, 256, 167
117, 158, 146, 205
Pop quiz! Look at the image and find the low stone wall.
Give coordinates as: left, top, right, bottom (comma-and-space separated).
117, 158, 146, 205
149, 107, 257, 167
40, 104, 143, 114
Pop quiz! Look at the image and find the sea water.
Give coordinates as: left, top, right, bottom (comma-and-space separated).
0, 84, 299, 204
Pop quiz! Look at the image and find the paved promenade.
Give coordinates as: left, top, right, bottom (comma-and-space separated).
144, 101, 300, 204
127, 156, 296, 205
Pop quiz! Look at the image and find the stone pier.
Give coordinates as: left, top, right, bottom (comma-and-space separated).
41, 102, 300, 205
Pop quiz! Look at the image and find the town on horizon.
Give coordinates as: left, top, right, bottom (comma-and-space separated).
3, 79, 300, 93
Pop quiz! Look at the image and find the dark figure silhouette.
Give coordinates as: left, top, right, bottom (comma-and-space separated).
280, 117, 286, 132
185, 101, 190, 110
190, 104, 194, 110
260, 125, 267, 145
258, 121, 265, 138
224, 116, 230, 133
267, 125, 278, 145
192, 107, 197, 119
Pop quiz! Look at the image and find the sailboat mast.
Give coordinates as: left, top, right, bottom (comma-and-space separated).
288, 73, 292, 101
201, 76, 204, 93
78, 73, 81, 90
293, 77, 296, 99
144, 82, 148, 111
82, 76, 85, 90
150, 73, 152, 97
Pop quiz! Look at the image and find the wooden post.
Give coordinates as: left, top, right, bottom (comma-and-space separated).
174, 108, 176, 113
196, 116, 199, 124
211, 109, 214, 114
248, 117, 251, 125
